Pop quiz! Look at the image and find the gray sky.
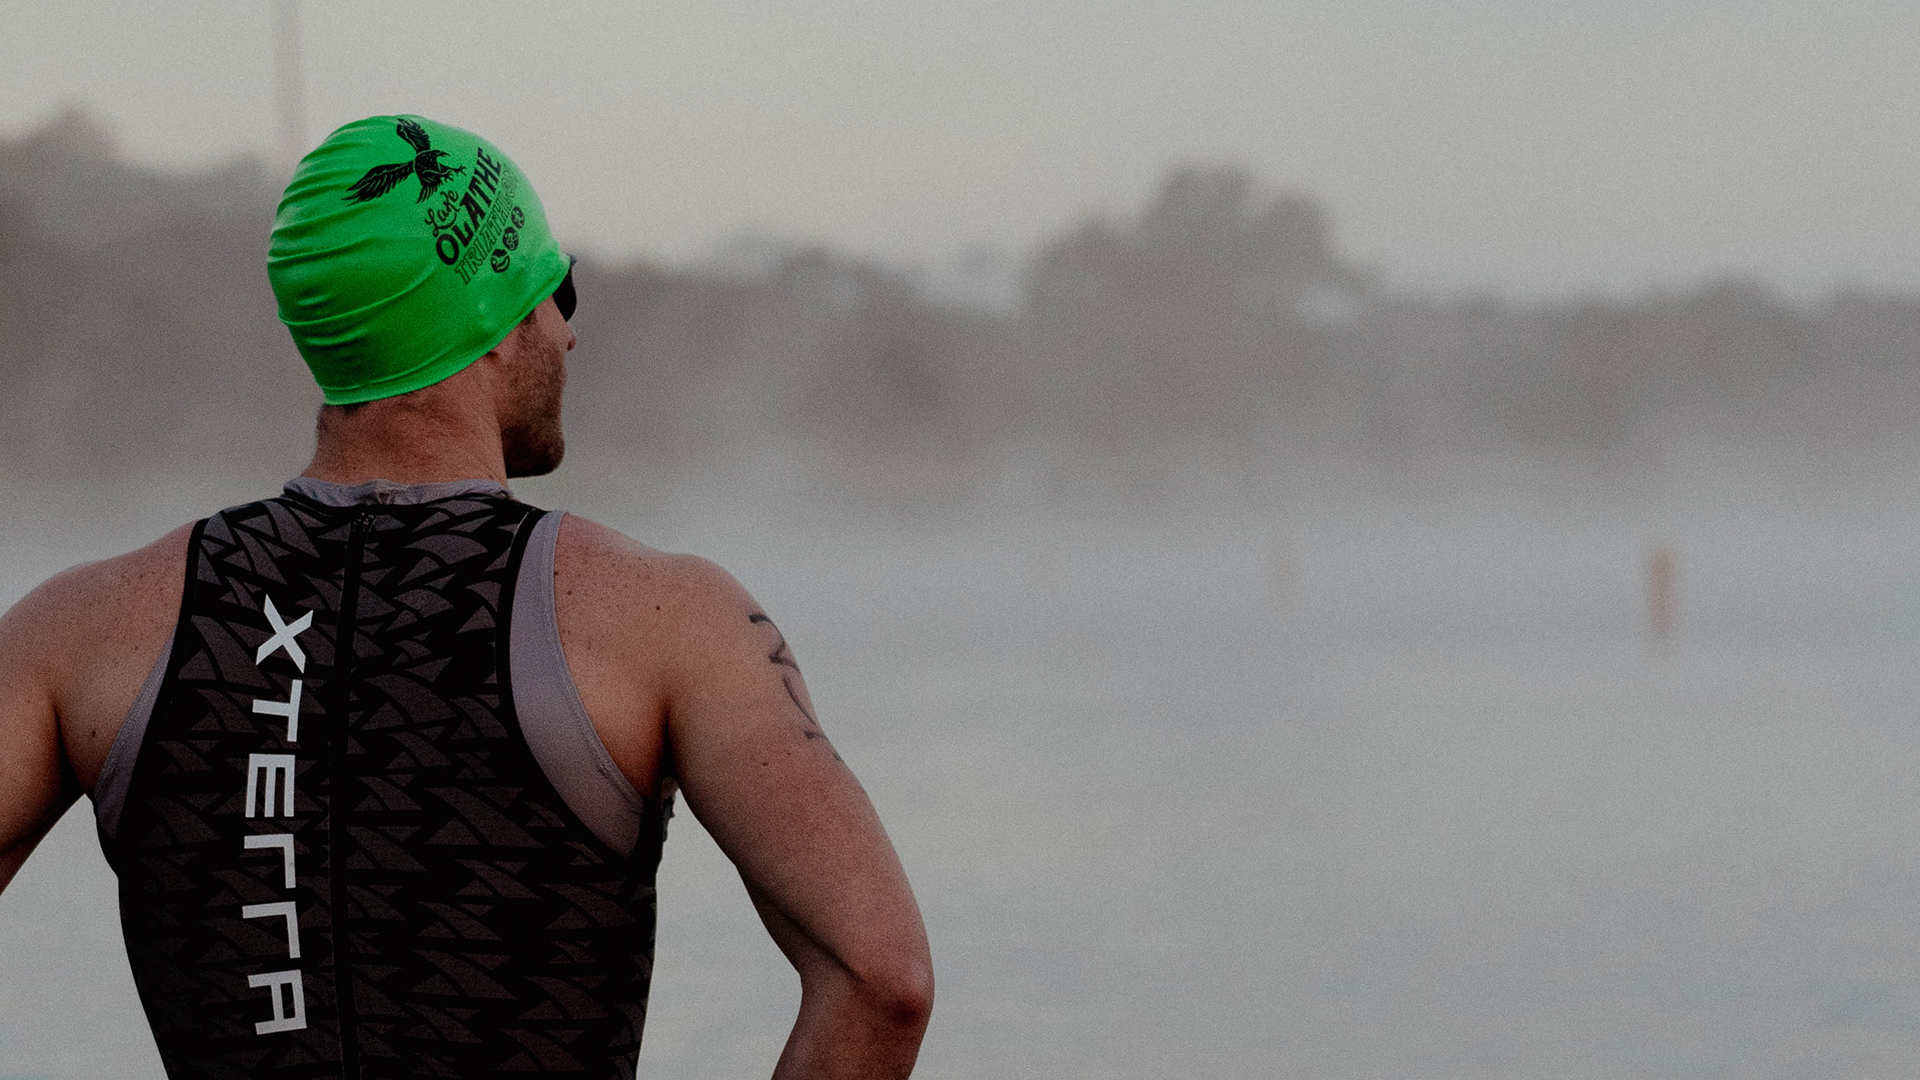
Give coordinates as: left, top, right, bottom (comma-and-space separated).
4, 0, 1915, 297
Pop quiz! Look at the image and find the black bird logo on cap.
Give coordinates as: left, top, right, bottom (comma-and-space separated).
343, 118, 468, 204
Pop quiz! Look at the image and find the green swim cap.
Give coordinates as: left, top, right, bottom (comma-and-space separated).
268, 115, 569, 404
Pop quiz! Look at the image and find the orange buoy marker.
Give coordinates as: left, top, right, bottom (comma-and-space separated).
1648, 544, 1675, 637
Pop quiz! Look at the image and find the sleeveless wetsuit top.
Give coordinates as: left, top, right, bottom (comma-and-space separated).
96, 480, 667, 1078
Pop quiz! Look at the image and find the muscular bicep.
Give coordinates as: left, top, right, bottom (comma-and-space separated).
664, 573, 927, 983
0, 591, 80, 894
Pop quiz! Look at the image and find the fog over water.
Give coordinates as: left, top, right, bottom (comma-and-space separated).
8, 479, 1920, 1078
6, 51, 1920, 1080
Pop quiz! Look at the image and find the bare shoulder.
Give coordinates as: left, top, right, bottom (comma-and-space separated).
1, 522, 195, 790
2, 522, 195, 660
549, 514, 770, 793
555, 514, 747, 592
553, 514, 759, 647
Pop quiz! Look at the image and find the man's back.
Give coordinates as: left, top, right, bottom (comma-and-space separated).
3, 493, 695, 875
103, 483, 665, 1074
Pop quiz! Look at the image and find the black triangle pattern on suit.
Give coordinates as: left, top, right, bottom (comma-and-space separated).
103, 490, 661, 1079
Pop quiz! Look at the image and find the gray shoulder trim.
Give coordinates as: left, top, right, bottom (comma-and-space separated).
93, 626, 173, 840
511, 510, 649, 855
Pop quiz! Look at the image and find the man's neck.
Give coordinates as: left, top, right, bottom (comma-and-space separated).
303, 380, 508, 487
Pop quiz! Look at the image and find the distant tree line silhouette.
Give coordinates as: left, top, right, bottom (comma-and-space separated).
3, 109, 1915, 505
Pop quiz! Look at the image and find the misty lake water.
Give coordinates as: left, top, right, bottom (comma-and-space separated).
5, 476, 1920, 1079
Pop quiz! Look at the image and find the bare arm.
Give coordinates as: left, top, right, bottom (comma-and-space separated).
0, 525, 187, 895
0, 585, 81, 894
665, 568, 933, 1079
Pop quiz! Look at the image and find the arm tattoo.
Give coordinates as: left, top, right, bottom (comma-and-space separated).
749, 612, 801, 672
749, 612, 841, 761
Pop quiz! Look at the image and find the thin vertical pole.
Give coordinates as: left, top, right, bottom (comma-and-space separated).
273, 0, 305, 172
